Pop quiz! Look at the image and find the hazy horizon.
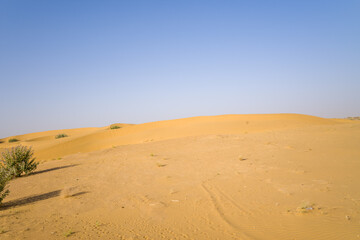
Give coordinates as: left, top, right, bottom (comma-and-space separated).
0, 112, 355, 139
1, 0, 359, 138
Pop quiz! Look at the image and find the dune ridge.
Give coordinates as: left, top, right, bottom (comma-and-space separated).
0, 113, 359, 239
1, 114, 336, 161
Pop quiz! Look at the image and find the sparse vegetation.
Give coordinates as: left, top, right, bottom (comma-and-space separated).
55, 134, 68, 139
1, 145, 39, 178
0, 167, 11, 205
156, 162, 167, 167
0, 145, 34, 204
8, 138, 19, 143
64, 229, 75, 237
110, 125, 121, 130
95, 221, 104, 227
346, 116, 360, 120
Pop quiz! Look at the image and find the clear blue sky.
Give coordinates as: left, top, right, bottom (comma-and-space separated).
1, 0, 359, 138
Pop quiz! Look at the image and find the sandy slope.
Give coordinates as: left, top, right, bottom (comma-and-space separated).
0, 114, 359, 239
1, 114, 335, 161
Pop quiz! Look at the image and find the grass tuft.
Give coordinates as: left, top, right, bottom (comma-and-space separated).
64, 229, 75, 237
8, 138, 19, 143
55, 134, 68, 139
110, 125, 121, 130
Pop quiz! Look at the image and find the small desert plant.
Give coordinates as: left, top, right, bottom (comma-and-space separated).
110, 125, 121, 130
55, 134, 68, 139
1, 145, 39, 177
0, 167, 11, 205
156, 162, 167, 167
8, 138, 19, 143
64, 229, 75, 237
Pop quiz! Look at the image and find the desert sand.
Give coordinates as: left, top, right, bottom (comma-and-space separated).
0, 114, 359, 239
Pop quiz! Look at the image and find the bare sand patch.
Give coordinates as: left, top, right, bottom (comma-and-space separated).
0, 114, 359, 239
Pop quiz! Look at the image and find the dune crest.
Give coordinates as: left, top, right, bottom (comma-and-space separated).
1, 114, 359, 239
1, 114, 337, 161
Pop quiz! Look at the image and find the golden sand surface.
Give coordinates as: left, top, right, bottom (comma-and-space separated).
0, 114, 359, 239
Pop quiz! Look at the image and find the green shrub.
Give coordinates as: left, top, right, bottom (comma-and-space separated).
8, 138, 19, 143
110, 125, 121, 130
0, 167, 11, 205
55, 134, 68, 139
1, 145, 39, 177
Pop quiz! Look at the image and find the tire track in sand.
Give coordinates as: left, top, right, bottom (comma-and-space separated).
201, 182, 261, 240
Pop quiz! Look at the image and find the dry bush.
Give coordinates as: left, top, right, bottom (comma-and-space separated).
0, 167, 11, 204
1, 145, 39, 178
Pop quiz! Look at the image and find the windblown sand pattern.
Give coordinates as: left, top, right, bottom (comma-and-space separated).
0, 114, 359, 239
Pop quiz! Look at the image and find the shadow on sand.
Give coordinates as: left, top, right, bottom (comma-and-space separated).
75, 191, 88, 197
1, 190, 62, 210
30, 164, 79, 176
1, 190, 89, 211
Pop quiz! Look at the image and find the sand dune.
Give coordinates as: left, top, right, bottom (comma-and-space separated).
0, 114, 359, 239
1, 114, 337, 161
